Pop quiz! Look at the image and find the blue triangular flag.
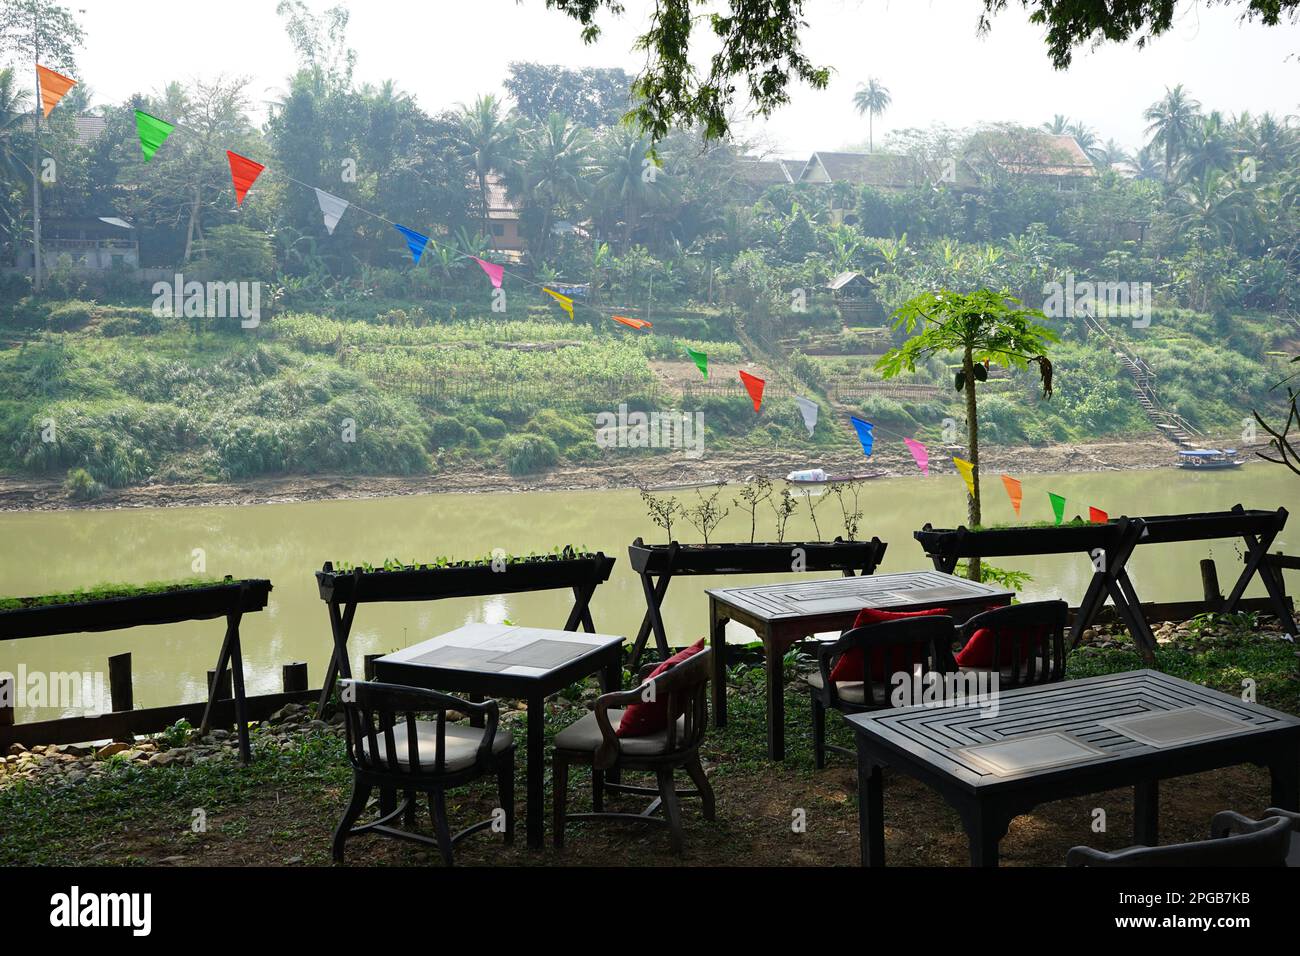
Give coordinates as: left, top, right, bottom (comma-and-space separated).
394, 224, 429, 264
850, 417, 874, 456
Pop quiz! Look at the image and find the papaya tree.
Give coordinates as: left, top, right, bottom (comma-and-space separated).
877, 288, 1058, 580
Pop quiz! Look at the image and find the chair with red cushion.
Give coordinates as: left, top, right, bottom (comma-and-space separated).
551, 645, 714, 854
808, 615, 956, 768
953, 600, 1067, 687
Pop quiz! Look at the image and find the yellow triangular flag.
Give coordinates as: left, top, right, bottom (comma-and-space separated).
543, 287, 573, 320
952, 457, 976, 498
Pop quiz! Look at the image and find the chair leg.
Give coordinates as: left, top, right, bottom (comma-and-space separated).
592, 767, 604, 813
684, 756, 715, 821
429, 788, 454, 866
403, 788, 418, 827
657, 767, 685, 855
497, 750, 515, 846
553, 754, 569, 849
811, 695, 826, 770
332, 777, 372, 863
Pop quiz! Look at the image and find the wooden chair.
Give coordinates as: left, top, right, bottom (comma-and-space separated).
952, 600, 1068, 688
332, 679, 515, 865
1214, 807, 1300, 866
808, 615, 956, 769
1066, 811, 1295, 866
552, 648, 714, 855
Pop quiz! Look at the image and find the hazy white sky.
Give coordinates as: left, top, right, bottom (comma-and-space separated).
65, 0, 1300, 156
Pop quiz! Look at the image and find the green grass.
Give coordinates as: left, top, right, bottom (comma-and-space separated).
0, 576, 230, 611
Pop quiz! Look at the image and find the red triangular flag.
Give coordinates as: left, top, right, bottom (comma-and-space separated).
738, 370, 765, 412
226, 151, 265, 206
1089, 507, 1109, 524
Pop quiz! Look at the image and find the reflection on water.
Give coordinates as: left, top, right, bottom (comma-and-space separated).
1, 464, 1295, 719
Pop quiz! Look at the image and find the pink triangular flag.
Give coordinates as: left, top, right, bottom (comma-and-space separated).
904, 438, 929, 477
472, 256, 504, 289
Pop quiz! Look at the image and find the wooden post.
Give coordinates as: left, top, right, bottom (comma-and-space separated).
363, 654, 381, 681
108, 653, 133, 712
207, 668, 233, 701
1200, 558, 1224, 612
0, 676, 13, 728
281, 662, 308, 693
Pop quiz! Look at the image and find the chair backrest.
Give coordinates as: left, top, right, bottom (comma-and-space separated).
1066, 813, 1293, 867
822, 616, 956, 709
955, 600, 1068, 686
640, 648, 711, 755
338, 679, 498, 777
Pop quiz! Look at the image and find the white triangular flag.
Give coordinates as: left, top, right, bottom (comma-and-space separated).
794, 396, 819, 437
315, 188, 349, 235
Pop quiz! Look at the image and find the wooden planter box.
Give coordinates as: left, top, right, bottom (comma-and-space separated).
316, 552, 616, 604
913, 522, 1124, 561
628, 536, 886, 575
0, 577, 273, 641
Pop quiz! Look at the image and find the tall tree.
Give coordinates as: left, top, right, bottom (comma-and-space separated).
852, 77, 891, 152
513, 112, 591, 261
0, 0, 85, 293
877, 289, 1057, 579
504, 63, 631, 128
1143, 84, 1201, 181
452, 94, 518, 247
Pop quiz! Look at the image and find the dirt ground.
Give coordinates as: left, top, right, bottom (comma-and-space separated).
0, 437, 1189, 513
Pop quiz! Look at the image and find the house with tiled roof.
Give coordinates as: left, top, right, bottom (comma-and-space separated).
18, 113, 107, 147
971, 132, 1097, 190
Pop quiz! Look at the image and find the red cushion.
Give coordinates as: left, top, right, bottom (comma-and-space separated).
828, 607, 950, 683
955, 622, 1051, 668
616, 638, 705, 737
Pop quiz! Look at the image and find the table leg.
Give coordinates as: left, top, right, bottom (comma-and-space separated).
962, 804, 1008, 867
710, 599, 728, 728
601, 651, 624, 786
1134, 778, 1159, 845
526, 693, 545, 850
856, 739, 885, 867
765, 632, 785, 762
1269, 752, 1300, 810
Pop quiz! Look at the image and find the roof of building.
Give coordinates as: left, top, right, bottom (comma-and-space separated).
827, 271, 873, 291
801, 151, 927, 188
483, 173, 521, 221
987, 133, 1097, 178
735, 157, 797, 188
18, 113, 107, 148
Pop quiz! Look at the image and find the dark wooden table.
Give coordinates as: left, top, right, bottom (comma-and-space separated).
373, 623, 624, 849
706, 570, 1014, 761
847, 669, 1300, 866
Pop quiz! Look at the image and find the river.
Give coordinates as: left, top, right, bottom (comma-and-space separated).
1, 463, 1295, 720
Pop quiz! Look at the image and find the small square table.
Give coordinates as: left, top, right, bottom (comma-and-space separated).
847, 669, 1300, 866
707, 570, 1014, 760
373, 623, 625, 849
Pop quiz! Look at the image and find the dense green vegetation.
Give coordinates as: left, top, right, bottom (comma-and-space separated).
0, 6, 1296, 490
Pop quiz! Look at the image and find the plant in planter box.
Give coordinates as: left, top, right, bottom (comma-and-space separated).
732, 476, 773, 543
640, 489, 685, 541
828, 480, 865, 541
768, 485, 799, 543
799, 486, 828, 541
684, 486, 729, 545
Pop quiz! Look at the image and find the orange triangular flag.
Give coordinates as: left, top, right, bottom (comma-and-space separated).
612, 315, 652, 331
738, 370, 765, 412
36, 65, 76, 118
1000, 474, 1023, 516
226, 151, 265, 206
1089, 506, 1109, 524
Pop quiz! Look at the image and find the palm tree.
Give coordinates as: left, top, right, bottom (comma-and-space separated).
1180, 111, 1235, 181
452, 94, 518, 247
1041, 114, 1070, 135
852, 78, 891, 152
1094, 138, 1131, 170
1129, 143, 1164, 181
591, 125, 671, 250
514, 112, 591, 261
1067, 122, 1107, 165
1143, 84, 1202, 181
0, 68, 32, 250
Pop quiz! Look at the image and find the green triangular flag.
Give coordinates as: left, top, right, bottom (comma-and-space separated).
685, 346, 708, 379
134, 110, 174, 162
1048, 492, 1066, 526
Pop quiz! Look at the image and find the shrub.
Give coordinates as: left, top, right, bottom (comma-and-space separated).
500, 434, 559, 475
63, 467, 102, 500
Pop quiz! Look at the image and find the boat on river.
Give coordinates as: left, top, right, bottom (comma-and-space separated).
1177, 449, 1246, 470
785, 467, 885, 486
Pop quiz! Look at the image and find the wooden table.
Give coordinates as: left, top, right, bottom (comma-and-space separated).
707, 570, 1013, 761
372, 623, 624, 850
847, 669, 1300, 867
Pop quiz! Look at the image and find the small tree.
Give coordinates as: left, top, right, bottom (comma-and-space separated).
800, 488, 828, 541
639, 489, 685, 542
877, 288, 1057, 580
1254, 358, 1300, 475
684, 487, 729, 545
733, 476, 773, 543
829, 480, 864, 541
768, 485, 798, 543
